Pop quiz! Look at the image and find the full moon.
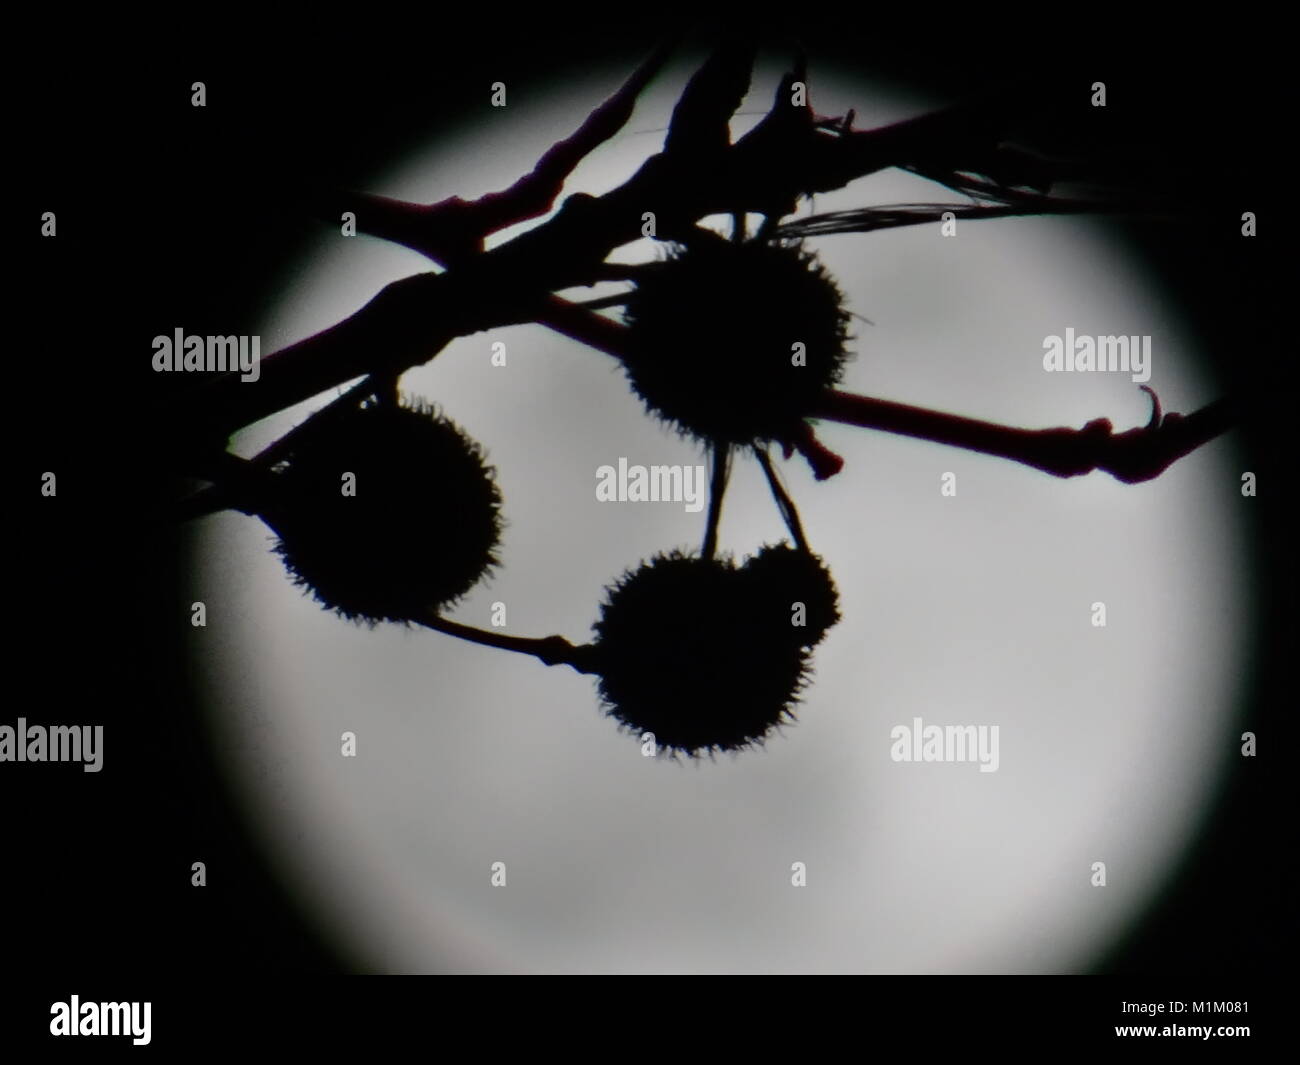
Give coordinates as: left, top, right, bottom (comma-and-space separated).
194, 57, 1251, 973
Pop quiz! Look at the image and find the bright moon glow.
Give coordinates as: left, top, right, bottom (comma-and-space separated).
196, 59, 1250, 972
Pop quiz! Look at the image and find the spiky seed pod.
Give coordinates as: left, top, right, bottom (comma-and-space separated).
260, 396, 502, 625
741, 542, 841, 649
620, 236, 853, 446
592, 551, 811, 756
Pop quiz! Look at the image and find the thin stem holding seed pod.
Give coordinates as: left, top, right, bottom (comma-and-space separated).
414, 610, 600, 674
754, 444, 809, 552
701, 442, 731, 561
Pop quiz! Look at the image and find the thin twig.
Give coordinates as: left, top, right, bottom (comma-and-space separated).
253, 375, 380, 467
701, 442, 731, 560
414, 610, 600, 674
162, 451, 280, 523
813, 389, 1236, 483
754, 444, 809, 550
774, 198, 1164, 241
312, 36, 682, 264
566, 292, 633, 311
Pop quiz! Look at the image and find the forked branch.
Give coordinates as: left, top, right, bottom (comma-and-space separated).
168, 37, 1234, 509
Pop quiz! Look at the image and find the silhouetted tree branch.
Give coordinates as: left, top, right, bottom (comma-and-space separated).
174, 38, 1191, 458
812, 389, 1236, 483
415, 610, 600, 674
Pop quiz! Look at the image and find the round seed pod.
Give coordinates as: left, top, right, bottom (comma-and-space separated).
620, 236, 853, 446
741, 542, 841, 649
260, 396, 502, 625
592, 551, 811, 756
